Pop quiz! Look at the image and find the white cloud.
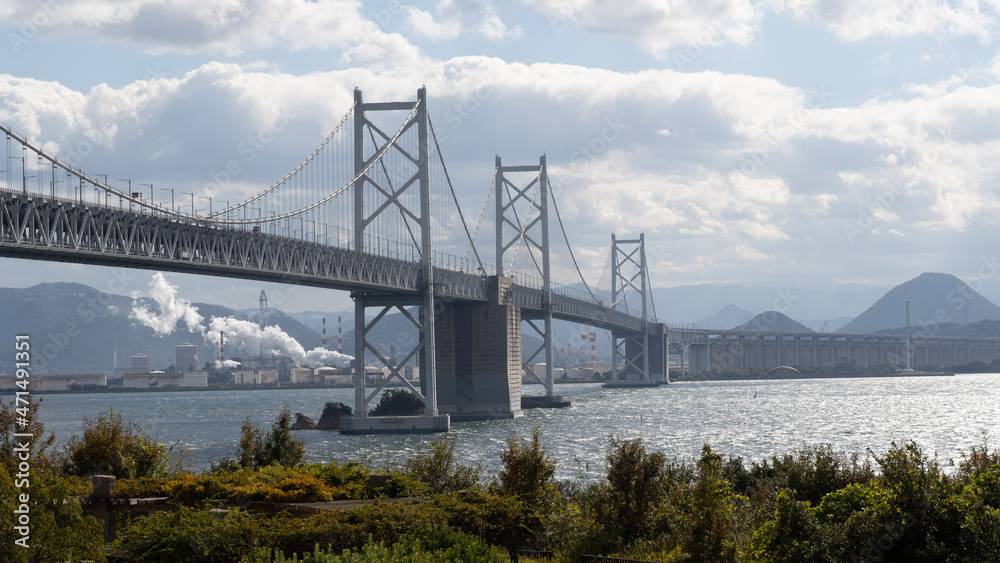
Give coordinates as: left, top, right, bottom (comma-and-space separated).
0, 0, 423, 64
521, 0, 760, 56
773, 0, 997, 42
406, 6, 463, 40
6, 55, 1000, 286
404, 1, 522, 43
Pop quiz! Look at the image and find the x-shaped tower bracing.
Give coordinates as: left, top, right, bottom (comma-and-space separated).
611, 233, 650, 381
351, 87, 439, 422
495, 155, 555, 397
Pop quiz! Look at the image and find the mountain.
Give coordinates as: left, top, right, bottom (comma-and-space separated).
695, 305, 755, 329
735, 311, 812, 333
839, 272, 1000, 334
0, 283, 328, 375
646, 282, 890, 325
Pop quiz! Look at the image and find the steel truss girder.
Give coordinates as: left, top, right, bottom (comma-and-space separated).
0, 191, 431, 292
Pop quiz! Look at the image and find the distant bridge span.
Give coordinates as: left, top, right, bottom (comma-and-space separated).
668, 326, 1000, 374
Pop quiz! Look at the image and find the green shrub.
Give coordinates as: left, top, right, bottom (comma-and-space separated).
235, 406, 306, 469
0, 397, 56, 475
116, 505, 261, 563
491, 427, 558, 560
404, 435, 482, 494
368, 389, 424, 417
242, 524, 507, 562
62, 408, 169, 479
0, 470, 106, 563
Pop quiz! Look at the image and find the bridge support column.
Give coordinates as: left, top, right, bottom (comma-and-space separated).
423, 276, 527, 420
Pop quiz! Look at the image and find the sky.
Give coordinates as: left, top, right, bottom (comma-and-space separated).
4, 0, 1000, 315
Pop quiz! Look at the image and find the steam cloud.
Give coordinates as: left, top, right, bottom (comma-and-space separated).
205, 317, 352, 368
131, 273, 353, 368
131, 273, 204, 335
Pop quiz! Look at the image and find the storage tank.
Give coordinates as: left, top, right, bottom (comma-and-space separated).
130, 354, 150, 373
175, 344, 198, 373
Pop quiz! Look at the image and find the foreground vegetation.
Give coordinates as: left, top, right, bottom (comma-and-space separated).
2, 399, 1000, 562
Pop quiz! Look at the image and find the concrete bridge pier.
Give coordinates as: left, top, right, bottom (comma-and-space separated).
423, 275, 525, 420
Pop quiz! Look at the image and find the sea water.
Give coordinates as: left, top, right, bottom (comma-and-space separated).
34, 375, 1000, 479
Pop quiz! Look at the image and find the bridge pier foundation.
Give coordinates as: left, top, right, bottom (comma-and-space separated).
424, 275, 524, 421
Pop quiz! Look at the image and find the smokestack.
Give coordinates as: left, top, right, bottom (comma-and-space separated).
259, 290, 268, 329
337, 316, 343, 354
322, 317, 327, 347
220, 331, 225, 362
113, 341, 118, 375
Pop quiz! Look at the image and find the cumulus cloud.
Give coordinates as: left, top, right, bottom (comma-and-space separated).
773, 0, 997, 42
521, 0, 760, 55
7, 54, 1000, 286
404, 1, 521, 42
0, 0, 423, 63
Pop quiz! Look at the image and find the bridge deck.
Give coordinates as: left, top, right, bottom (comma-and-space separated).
0, 191, 648, 333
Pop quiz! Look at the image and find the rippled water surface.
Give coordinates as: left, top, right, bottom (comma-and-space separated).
35, 375, 1000, 479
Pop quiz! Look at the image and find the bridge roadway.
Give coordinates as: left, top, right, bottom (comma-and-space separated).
0, 191, 647, 334
668, 326, 1000, 372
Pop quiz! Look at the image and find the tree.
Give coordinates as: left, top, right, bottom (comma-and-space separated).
63, 408, 169, 479
602, 436, 669, 544
404, 435, 482, 494
369, 389, 424, 417
492, 427, 557, 561
235, 406, 306, 469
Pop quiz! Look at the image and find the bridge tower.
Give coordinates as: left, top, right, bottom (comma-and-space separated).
606, 233, 660, 386
343, 87, 448, 434
495, 155, 567, 407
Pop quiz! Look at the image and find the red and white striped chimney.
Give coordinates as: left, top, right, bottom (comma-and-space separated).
337, 316, 343, 354
220, 331, 225, 362
322, 317, 327, 347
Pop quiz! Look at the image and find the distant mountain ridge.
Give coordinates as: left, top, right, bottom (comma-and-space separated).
839, 272, 1000, 334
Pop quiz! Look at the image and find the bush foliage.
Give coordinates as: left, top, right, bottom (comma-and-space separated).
5, 398, 1000, 563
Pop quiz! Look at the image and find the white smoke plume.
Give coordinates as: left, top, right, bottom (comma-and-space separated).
214, 359, 241, 369
131, 273, 204, 335
205, 317, 353, 368
130, 273, 353, 368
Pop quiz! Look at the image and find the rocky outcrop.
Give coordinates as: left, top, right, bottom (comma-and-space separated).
290, 413, 316, 430
316, 402, 353, 430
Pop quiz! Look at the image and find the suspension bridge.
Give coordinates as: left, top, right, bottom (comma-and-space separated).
0, 87, 665, 433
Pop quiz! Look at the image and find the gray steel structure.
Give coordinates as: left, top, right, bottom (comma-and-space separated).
610, 233, 653, 381
667, 327, 1000, 374
495, 155, 556, 398
0, 88, 662, 432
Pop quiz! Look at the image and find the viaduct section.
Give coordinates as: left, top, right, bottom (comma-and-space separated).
669, 327, 1000, 374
